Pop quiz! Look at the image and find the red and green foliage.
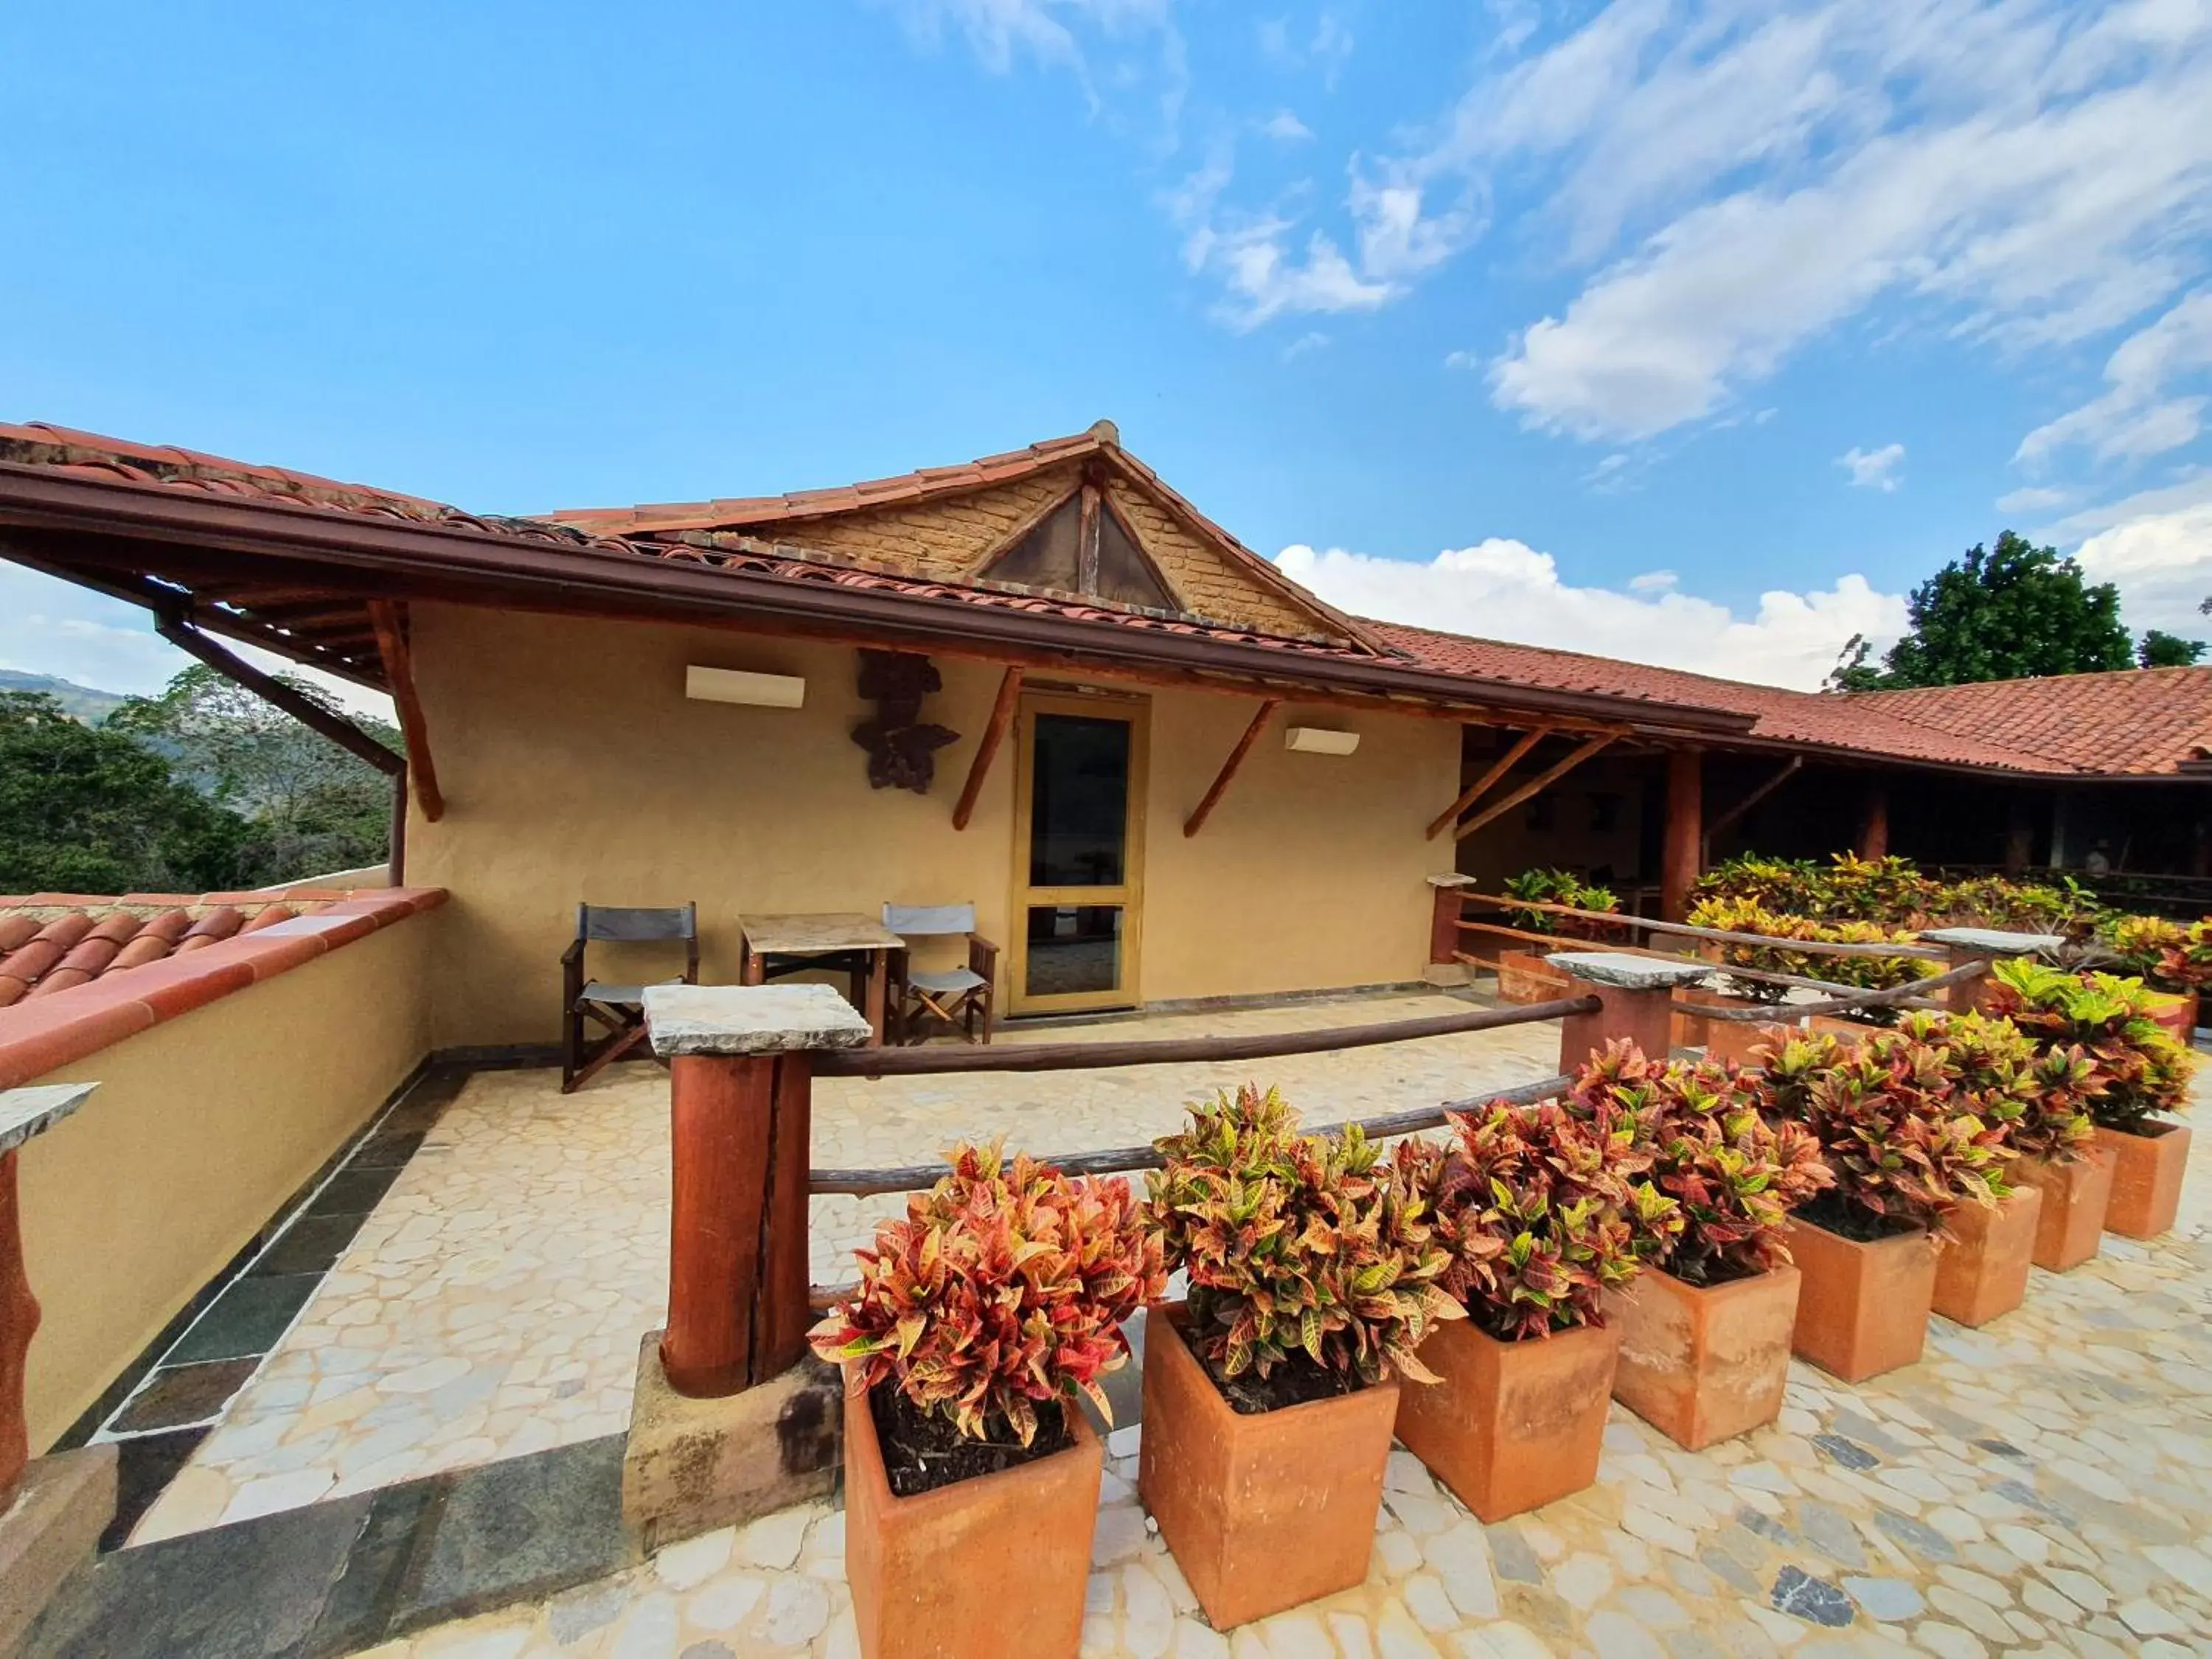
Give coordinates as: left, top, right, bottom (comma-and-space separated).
2101, 914, 2212, 995
1568, 1043, 1832, 1286
1695, 852, 2101, 938
1503, 868, 1622, 938
1889, 1009, 2096, 1164
1686, 896, 1936, 1015
810, 1141, 1166, 1447
1753, 1029, 2011, 1232
1405, 1097, 1663, 1340
1146, 1085, 1461, 1388
1986, 960, 2197, 1132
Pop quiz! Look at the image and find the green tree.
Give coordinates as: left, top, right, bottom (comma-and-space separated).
0, 692, 250, 892
1828, 531, 2135, 690
107, 666, 399, 884
2138, 630, 2206, 668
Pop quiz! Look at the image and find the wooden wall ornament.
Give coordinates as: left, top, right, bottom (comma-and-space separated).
851, 650, 959, 793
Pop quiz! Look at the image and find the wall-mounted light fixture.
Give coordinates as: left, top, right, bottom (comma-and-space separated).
686, 665, 807, 709
1284, 726, 1360, 756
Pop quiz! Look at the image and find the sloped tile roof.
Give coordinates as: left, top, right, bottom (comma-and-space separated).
1851, 667, 2212, 776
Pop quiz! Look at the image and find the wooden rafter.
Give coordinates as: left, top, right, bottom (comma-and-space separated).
1454, 732, 1619, 841
1706, 754, 1802, 842
1183, 698, 1281, 838
1427, 726, 1553, 840
951, 667, 1025, 830
153, 613, 403, 776
367, 599, 445, 823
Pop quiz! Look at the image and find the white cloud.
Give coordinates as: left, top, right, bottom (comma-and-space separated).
2015, 288, 2212, 465
1996, 484, 2073, 513
1261, 109, 1312, 142
1837, 442, 1905, 491
1275, 538, 1907, 691
1164, 147, 1396, 327
880, 0, 1173, 73
1281, 330, 1330, 359
2066, 471, 2212, 638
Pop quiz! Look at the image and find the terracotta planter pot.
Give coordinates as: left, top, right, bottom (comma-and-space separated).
1672, 989, 1761, 1050
1138, 1304, 1398, 1631
2096, 1121, 2191, 1239
1495, 950, 1573, 1006
844, 1368, 1102, 1659
2009, 1150, 2114, 1270
1603, 1264, 1798, 1452
1392, 1318, 1618, 1522
1706, 1013, 1874, 1068
1782, 1217, 1937, 1382
1930, 1189, 2040, 1326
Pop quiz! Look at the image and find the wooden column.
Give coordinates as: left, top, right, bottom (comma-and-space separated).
1551, 954, 1715, 1074
2005, 799, 2035, 872
1661, 749, 1703, 922
1858, 779, 1890, 860
0, 1085, 96, 1506
648, 987, 869, 1399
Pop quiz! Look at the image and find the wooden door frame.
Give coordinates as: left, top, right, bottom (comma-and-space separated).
1006, 687, 1150, 1015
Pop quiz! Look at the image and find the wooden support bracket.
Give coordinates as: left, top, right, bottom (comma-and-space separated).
1427, 726, 1551, 840
154, 613, 403, 778
1706, 754, 1801, 843
951, 666, 1024, 831
367, 599, 444, 823
1183, 698, 1281, 838
1453, 731, 1619, 841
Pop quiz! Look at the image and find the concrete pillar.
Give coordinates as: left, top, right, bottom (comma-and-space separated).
1427, 873, 1474, 967
643, 985, 870, 1397
1548, 952, 1717, 1072
1661, 749, 1703, 922
1919, 928, 2065, 1015
1858, 780, 1890, 860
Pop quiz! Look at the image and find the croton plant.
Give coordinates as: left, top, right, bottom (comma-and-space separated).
1889, 1009, 2096, 1165
1146, 1084, 1462, 1387
810, 1141, 1166, 1447
1754, 1029, 2011, 1234
1405, 1096, 1666, 1340
1986, 959, 2197, 1133
2099, 915, 2212, 996
1568, 1042, 1832, 1286
1686, 896, 1935, 1016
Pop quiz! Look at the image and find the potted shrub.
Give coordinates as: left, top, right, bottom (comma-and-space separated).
1896, 1012, 2051, 1324
2100, 914, 2211, 1042
1991, 961, 2197, 1239
1393, 1097, 1656, 1519
1139, 1085, 1459, 1631
1570, 1043, 1832, 1449
812, 1141, 1165, 1659
1754, 1031, 2008, 1380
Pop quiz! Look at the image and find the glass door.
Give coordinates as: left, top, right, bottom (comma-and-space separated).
1008, 692, 1147, 1014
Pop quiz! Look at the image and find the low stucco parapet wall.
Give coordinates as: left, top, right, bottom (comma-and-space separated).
0, 889, 445, 1448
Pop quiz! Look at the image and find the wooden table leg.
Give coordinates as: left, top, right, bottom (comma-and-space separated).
0, 1150, 38, 1506
742, 946, 765, 987
865, 950, 888, 1047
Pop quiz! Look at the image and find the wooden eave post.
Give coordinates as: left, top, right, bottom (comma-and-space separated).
1547, 953, 1713, 1074
1661, 748, 1703, 922
1184, 699, 1280, 837
643, 985, 869, 1397
367, 599, 444, 822
1858, 776, 1890, 860
0, 1085, 96, 1504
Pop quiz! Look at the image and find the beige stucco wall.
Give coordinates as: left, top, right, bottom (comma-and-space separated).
18, 917, 434, 1450
401, 605, 1458, 1048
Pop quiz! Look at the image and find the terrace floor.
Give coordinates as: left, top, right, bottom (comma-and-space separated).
38, 992, 2212, 1659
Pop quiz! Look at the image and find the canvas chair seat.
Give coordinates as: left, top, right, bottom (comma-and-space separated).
905, 965, 987, 996
580, 978, 683, 1006
883, 902, 999, 1045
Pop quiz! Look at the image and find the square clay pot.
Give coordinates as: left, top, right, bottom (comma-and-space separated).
1604, 1264, 1798, 1451
1495, 950, 1573, 1006
2009, 1151, 2114, 1271
1137, 1304, 1398, 1631
2096, 1121, 2192, 1239
1392, 1318, 1618, 1522
1930, 1189, 2041, 1327
1783, 1217, 1936, 1382
844, 1368, 1102, 1659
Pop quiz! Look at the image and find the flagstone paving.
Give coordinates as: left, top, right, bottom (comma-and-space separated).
128, 991, 1555, 1545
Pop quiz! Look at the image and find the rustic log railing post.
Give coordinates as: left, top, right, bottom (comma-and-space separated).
1546, 953, 1714, 1073
642, 984, 870, 1398
1427, 873, 1474, 969
1917, 929, 2064, 1015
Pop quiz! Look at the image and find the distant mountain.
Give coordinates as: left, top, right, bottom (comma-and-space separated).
0, 669, 129, 723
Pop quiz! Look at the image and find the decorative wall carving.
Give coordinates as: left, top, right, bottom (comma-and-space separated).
851, 650, 959, 793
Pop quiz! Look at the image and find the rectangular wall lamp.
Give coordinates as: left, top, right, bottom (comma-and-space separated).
1284, 726, 1360, 756
686, 665, 807, 709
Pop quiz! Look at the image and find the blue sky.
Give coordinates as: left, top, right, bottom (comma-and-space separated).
4, 0, 2210, 704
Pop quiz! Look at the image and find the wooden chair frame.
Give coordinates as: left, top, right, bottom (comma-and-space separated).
883, 904, 1001, 1046
560, 902, 699, 1093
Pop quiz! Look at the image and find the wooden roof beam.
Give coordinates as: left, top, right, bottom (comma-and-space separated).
951, 666, 1023, 831
1706, 754, 1804, 843
368, 599, 443, 822
1184, 698, 1281, 838
153, 612, 403, 777
1427, 726, 1552, 841
1454, 731, 1620, 841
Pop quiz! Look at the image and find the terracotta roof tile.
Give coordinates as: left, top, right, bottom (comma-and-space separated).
0, 894, 361, 1004
1852, 667, 2212, 776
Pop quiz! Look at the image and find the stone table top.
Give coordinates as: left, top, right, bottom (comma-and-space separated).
1545, 951, 1716, 990
1919, 926, 2066, 955
0, 1082, 96, 1157
643, 984, 874, 1057
740, 913, 905, 954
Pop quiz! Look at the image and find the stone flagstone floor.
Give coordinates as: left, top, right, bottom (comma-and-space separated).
131, 991, 1554, 1544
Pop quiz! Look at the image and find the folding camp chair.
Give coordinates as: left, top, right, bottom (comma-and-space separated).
883, 902, 999, 1045
560, 902, 699, 1092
